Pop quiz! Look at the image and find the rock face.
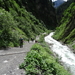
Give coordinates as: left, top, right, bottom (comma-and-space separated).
21, 0, 57, 29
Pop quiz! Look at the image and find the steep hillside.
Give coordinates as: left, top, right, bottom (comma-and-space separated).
0, 0, 47, 48
20, 43, 71, 75
16, 0, 57, 29
53, 2, 75, 50
0, 0, 57, 48
57, 0, 74, 22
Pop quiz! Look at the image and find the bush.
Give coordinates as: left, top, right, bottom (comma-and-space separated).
0, 8, 25, 48
0, 9, 17, 47
20, 43, 71, 75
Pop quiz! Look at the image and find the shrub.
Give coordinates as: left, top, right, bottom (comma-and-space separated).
20, 44, 71, 75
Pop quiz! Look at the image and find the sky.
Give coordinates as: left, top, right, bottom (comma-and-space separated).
52, 0, 68, 8
52, 0, 68, 2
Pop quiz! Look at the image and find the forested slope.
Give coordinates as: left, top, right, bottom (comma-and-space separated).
53, 2, 75, 50
17, 0, 57, 29
0, 0, 57, 48
20, 42, 71, 75
56, 0, 75, 22
0, 0, 72, 74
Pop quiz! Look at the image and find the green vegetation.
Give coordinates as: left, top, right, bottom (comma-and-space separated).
0, 0, 74, 74
72, 44, 75, 49
0, 0, 47, 48
0, 8, 21, 47
0, 0, 58, 48
19, 32, 71, 75
18, 0, 57, 29
56, 0, 74, 22
19, 43, 71, 75
53, 2, 75, 49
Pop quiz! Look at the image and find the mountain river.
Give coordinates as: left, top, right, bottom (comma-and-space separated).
44, 32, 75, 75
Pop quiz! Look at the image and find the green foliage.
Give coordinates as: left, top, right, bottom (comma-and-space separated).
38, 35, 45, 43
0, 8, 18, 47
57, 0, 74, 22
18, 0, 57, 29
38, 30, 52, 43
9, 7, 46, 39
0, 0, 47, 48
64, 29, 75, 43
20, 43, 71, 75
0, 8, 28, 47
72, 45, 75, 49
53, 3, 75, 44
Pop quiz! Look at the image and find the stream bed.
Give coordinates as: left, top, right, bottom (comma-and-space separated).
45, 32, 75, 75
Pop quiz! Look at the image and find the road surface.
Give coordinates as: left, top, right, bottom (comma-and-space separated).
0, 41, 34, 75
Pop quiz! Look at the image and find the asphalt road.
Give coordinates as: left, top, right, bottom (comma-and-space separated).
0, 41, 34, 75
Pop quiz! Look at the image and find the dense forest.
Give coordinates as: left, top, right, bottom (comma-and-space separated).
0, 0, 75, 75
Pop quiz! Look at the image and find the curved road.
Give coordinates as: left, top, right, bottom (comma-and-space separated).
0, 41, 34, 75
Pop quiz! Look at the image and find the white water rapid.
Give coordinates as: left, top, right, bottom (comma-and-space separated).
45, 32, 75, 75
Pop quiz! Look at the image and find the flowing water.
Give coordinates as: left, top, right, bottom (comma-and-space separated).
45, 32, 75, 75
